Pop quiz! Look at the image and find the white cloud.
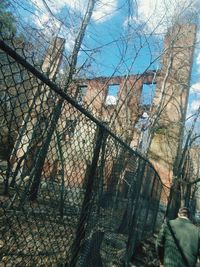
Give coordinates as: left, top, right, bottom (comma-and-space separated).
31, 0, 44, 10
186, 99, 200, 121
126, 0, 200, 34
34, 12, 60, 29
197, 53, 200, 64
92, 0, 117, 22
191, 100, 200, 112
190, 82, 200, 93
105, 95, 118, 105
31, 0, 84, 12
30, 0, 83, 49
31, 0, 117, 27
197, 52, 200, 73
58, 0, 118, 22
31, 0, 60, 29
50, 0, 86, 13
29, 0, 118, 52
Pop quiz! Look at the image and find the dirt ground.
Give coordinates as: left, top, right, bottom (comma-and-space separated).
131, 235, 160, 267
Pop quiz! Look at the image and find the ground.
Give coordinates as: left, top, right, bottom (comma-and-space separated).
131, 235, 160, 267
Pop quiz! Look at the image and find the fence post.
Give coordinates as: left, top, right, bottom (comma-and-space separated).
140, 169, 155, 238
68, 126, 105, 267
126, 160, 146, 263
152, 181, 162, 233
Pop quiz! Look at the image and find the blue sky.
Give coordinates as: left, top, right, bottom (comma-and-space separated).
9, 0, 200, 124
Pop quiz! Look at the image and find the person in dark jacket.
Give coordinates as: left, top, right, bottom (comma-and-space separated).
156, 207, 200, 267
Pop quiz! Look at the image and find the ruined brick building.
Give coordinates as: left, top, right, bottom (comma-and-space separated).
0, 24, 197, 193
67, 24, 196, 188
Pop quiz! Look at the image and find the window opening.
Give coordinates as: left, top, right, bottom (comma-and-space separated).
62, 119, 77, 141
105, 84, 119, 105
76, 85, 87, 104
140, 83, 156, 106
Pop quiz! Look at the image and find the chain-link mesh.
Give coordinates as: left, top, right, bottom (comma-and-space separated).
0, 31, 170, 267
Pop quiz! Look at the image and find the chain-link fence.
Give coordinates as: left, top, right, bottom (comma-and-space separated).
0, 31, 169, 267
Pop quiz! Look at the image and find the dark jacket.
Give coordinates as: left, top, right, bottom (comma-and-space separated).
156, 217, 200, 267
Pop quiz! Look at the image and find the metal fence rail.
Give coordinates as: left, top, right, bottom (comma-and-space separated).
0, 33, 169, 267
